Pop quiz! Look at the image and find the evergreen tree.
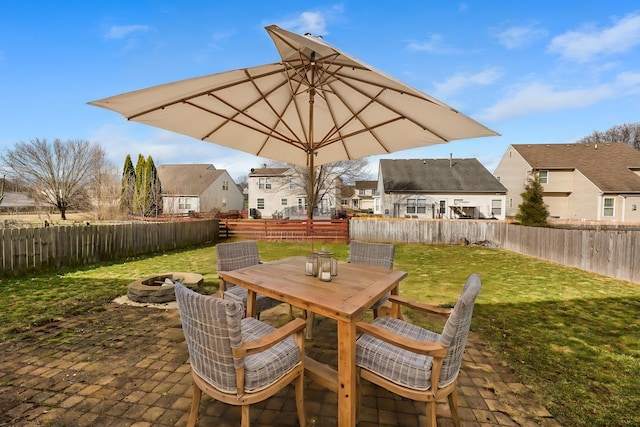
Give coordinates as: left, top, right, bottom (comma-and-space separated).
133, 154, 147, 216
120, 154, 136, 215
146, 155, 162, 217
515, 176, 549, 226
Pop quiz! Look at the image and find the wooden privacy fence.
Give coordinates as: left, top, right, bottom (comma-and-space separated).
350, 218, 640, 284
0, 219, 219, 276
219, 219, 349, 242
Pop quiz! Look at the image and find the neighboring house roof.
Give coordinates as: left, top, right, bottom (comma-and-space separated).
511, 143, 640, 193
157, 164, 226, 195
355, 180, 377, 189
249, 168, 290, 177
380, 158, 507, 193
341, 185, 355, 198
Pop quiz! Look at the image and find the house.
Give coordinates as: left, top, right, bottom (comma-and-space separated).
156, 164, 244, 214
345, 180, 378, 214
0, 192, 36, 211
494, 143, 640, 222
340, 184, 355, 211
248, 167, 342, 219
378, 158, 507, 220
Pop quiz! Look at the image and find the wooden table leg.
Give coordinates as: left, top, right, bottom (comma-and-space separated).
337, 319, 356, 427
246, 290, 257, 318
391, 284, 403, 320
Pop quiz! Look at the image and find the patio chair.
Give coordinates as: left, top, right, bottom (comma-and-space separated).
355, 273, 482, 427
216, 240, 284, 318
348, 240, 396, 318
174, 282, 306, 427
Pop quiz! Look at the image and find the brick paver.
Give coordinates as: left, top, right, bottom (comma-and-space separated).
0, 302, 560, 426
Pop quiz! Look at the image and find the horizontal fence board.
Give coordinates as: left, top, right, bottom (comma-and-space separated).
220, 219, 348, 242
0, 219, 219, 276
351, 218, 639, 284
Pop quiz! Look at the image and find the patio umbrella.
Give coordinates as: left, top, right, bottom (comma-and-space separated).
89, 25, 499, 218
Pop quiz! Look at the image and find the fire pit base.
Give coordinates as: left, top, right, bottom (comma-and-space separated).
127, 272, 204, 303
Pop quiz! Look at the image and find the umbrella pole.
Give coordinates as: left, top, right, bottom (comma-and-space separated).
308, 150, 314, 253
308, 61, 316, 248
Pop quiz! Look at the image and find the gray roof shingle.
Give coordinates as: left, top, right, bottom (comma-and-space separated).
380, 158, 506, 193
157, 164, 226, 195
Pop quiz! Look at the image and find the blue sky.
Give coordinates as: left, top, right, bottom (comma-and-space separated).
2, 1, 640, 180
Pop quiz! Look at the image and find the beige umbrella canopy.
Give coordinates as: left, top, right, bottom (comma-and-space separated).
90, 24, 498, 217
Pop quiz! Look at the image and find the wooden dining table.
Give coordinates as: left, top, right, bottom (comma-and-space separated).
218, 256, 407, 427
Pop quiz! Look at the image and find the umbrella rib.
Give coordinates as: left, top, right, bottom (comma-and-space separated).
246, 68, 310, 155
182, 99, 303, 154
125, 65, 287, 121
315, 87, 390, 156
332, 74, 451, 142
200, 69, 306, 145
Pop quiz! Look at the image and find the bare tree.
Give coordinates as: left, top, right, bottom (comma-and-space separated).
576, 122, 640, 150
0, 138, 109, 219
268, 159, 370, 218
90, 164, 121, 220
235, 174, 248, 192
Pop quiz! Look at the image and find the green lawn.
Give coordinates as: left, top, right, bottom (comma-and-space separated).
1, 241, 638, 426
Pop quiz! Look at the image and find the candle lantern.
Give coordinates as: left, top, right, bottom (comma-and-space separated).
305, 256, 315, 276
317, 249, 333, 281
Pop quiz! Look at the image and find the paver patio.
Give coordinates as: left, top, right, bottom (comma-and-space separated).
0, 300, 560, 426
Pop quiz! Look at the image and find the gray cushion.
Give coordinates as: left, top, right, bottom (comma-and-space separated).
175, 283, 300, 394
356, 273, 481, 390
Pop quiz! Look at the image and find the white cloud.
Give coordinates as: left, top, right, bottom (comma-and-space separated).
105, 24, 150, 40
495, 24, 547, 49
434, 67, 503, 98
548, 13, 640, 62
280, 11, 327, 36
89, 124, 265, 179
406, 34, 461, 54
477, 72, 640, 121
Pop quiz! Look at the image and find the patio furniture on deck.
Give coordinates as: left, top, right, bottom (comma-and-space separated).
355, 273, 482, 427
218, 256, 407, 427
216, 240, 284, 318
174, 283, 306, 427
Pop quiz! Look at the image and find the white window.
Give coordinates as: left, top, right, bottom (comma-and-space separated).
297, 198, 306, 210
509, 198, 513, 208
222, 180, 229, 190
453, 199, 463, 205
258, 178, 271, 189
341, 199, 348, 206
439, 200, 446, 215
491, 200, 502, 216
538, 170, 548, 184
603, 197, 614, 217
359, 189, 366, 196
281, 198, 288, 206
222, 199, 227, 207
417, 199, 427, 214
178, 197, 192, 210
406, 198, 416, 214
257, 198, 265, 209
371, 188, 378, 196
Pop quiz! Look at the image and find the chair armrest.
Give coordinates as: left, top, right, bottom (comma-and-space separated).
233, 318, 306, 358
356, 321, 448, 358
388, 295, 452, 316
